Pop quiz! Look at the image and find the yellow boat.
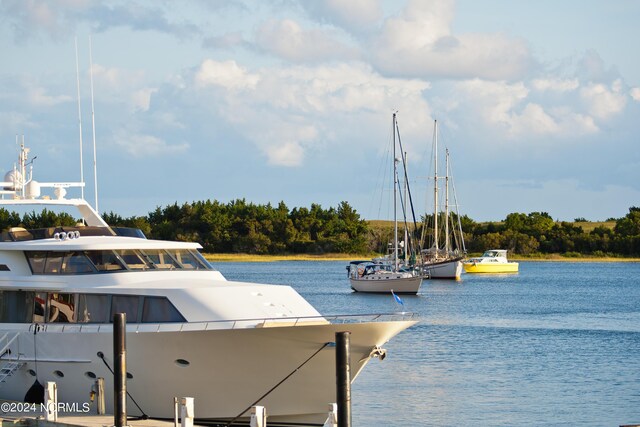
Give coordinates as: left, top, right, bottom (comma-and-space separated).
463, 249, 519, 273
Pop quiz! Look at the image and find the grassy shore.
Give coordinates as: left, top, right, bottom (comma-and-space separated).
203, 253, 640, 263
203, 253, 364, 262
510, 255, 640, 262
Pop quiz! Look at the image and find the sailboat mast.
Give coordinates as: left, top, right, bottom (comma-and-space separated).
393, 112, 399, 272
403, 150, 408, 264
445, 148, 450, 254
433, 120, 439, 256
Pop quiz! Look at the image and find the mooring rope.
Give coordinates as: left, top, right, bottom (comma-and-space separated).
97, 351, 148, 419
226, 342, 332, 426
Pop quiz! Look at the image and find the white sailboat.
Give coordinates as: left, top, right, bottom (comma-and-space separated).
0, 140, 417, 425
421, 120, 466, 280
347, 113, 423, 294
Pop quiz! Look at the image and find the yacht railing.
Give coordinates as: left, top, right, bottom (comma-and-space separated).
29, 312, 416, 334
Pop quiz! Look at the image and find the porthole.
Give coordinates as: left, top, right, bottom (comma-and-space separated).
85, 371, 97, 379
174, 359, 190, 367
28, 369, 36, 377
126, 372, 133, 379
53, 370, 64, 378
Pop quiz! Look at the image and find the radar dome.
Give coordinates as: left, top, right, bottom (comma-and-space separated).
3, 170, 22, 191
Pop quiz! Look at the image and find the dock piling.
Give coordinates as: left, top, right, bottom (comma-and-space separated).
114, 312, 127, 427
335, 331, 351, 427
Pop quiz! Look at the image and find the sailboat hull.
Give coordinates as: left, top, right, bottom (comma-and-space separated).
350, 275, 423, 294
423, 258, 463, 280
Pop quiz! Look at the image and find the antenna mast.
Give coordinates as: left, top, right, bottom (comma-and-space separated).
89, 36, 99, 214
75, 37, 85, 200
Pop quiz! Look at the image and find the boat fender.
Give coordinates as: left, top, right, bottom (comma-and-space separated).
24, 379, 45, 404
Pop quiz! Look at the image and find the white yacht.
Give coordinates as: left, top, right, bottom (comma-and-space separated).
0, 143, 416, 426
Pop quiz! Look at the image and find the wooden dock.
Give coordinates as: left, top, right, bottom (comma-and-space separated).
1, 414, 176, 427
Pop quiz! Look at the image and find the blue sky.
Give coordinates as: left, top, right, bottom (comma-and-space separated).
1, 0, 639, 222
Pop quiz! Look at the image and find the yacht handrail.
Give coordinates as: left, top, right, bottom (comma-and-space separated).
27, 312, 416, 334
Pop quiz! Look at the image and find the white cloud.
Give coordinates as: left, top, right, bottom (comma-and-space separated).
371, 0, 533, 80
456, 79, 598, 138
27, 86, 72, 107
92, 64, 146, 89
0, 112, 36, 131
131, 88, 158, 112
265, 141, 305, 167
531, 78, 579, 92
254, 19, 359, 63
580, 79, 627, 120
252, 63, 430, 114
630, 87, 640, 102
457, 79, 528, 126
183, 60, 432, 166
0, 0, 87, 41
195, 59, 260, 90
299, 0, 383, 33
112, 132, 189, 157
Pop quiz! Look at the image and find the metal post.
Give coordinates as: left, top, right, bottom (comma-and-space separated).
335, 331, 351, 427
323, 403, 338, 427
180, 397, 194, 427
114, 313, 127, 427
250, 405, 266, 427
44, 381, 57, 422
174, 397, 179, 427
96, 377, 105, 415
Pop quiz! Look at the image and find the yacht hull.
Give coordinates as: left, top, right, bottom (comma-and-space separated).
0, 320, 415, 426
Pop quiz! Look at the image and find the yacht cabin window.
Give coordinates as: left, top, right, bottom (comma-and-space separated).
139, 249, 181, 270
142, 296, 186, 322
0, 290, 34, 323
77, 294, 111, 323
48, 293, 76, 322
62, 251, 96, 274
0, 291, 184, 323
111, 295, 141, 321
85, 250, 125, 272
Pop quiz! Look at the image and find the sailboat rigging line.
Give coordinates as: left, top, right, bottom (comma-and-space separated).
374, 132, 392, 223
226, 342, 331, 426
448, 155, 467, 253
394, 119, 421, 253
96, 351, 148, 419
89, 36, 99, 214
395, 171, 415, 259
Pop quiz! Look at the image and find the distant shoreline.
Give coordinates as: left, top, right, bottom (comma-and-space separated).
203, 253, 640, 263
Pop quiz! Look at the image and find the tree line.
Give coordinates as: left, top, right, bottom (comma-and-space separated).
1, 201, 639, 257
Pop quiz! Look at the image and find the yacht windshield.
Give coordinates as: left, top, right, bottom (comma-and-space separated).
25, 249, 212, 275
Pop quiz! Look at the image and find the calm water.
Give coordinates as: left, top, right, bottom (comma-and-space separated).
217, 261, 640, 426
